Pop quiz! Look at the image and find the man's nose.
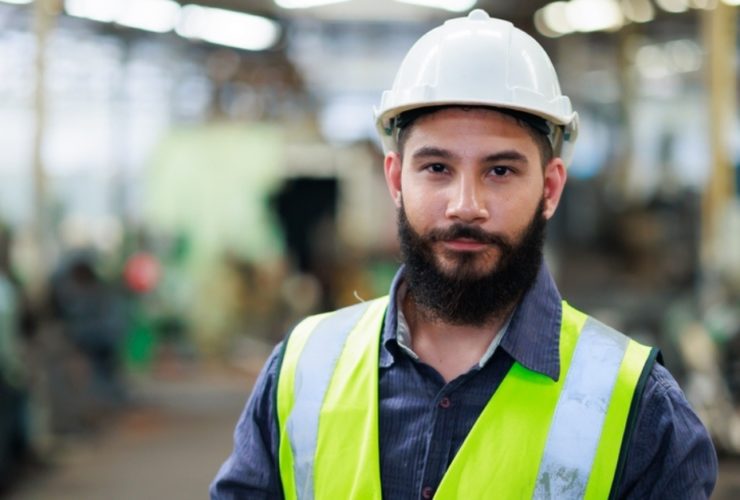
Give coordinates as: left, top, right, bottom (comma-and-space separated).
445, 178, 489, 223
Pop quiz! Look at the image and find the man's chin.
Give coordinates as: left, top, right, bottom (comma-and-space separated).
434, 257, 499, 281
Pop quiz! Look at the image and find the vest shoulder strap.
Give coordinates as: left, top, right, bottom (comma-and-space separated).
276, 297, 389, 500
542, 306, 658, 499
437, 302, 656, 499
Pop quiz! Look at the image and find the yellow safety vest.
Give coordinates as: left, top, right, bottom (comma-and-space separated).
276, 296, 656, 499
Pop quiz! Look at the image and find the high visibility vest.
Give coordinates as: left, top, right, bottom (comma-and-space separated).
276, 296, 657, 500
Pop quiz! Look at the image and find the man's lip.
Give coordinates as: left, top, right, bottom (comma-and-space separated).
441, 239, 488, 251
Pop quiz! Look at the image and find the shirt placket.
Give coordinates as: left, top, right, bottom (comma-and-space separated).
418, 380, 467, 500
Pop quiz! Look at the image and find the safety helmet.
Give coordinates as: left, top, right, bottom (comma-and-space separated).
375, 9, 579, 166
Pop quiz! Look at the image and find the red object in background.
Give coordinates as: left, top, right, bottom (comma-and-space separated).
124, 252, 161, 293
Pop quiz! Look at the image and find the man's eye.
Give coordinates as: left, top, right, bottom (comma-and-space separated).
491, 166, 511, 176
426, 163, 447, 174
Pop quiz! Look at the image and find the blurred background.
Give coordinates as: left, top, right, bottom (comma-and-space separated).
0, 0, 737, 498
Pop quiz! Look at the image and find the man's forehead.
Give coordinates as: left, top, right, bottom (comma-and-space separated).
398, 106, 548, 167
405, 108, 537, 147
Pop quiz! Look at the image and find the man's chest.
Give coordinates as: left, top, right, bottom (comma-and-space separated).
376, 354, 513, 498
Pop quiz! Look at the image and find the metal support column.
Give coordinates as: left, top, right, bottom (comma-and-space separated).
701, 2, 738, 275
29, 0, 59, 298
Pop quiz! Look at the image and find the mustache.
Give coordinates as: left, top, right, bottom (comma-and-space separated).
427, 224, 511, 248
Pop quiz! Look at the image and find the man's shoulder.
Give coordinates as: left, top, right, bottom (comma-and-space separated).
644, 359, 685, 397
616, 356, 717, 497
638, 359, 705, 428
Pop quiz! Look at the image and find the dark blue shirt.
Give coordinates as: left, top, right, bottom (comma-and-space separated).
211, 263, 717, 499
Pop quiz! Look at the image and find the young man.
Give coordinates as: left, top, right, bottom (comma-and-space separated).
211, 10, 717, 499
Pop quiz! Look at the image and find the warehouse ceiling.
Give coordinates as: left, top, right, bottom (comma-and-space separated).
152, 0, 702, 145
167, 0, 560, 91
177, 0, 549, 23
0, 0, 702, 144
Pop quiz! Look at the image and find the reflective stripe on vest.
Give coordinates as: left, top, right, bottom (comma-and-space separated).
277, 298, 388, 500
277, 298, 653, 500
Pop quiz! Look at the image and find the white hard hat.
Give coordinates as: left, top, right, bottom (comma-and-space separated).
375, 9, 579, 166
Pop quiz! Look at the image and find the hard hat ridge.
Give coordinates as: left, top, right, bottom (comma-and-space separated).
375, 9, 579, 166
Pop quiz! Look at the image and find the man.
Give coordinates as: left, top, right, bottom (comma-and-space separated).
211, 10, 717, 499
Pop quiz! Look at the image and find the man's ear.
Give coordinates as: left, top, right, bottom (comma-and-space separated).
542, 157, 567, 220
384, 152, 403, 208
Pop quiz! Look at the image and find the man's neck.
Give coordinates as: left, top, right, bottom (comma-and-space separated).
402, 293, 514, 383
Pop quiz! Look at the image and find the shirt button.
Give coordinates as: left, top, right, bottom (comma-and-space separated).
422, 486, 434, 499
439, 397, 451, 409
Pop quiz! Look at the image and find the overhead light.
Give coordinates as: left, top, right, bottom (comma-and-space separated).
620, 0, 655, 23
65, 0, 119, 22
66, 0, 180, 33
117, 0, 180, 33
176, 5, 281, 51
721, 0, 740, 5
0, 0, 33, 5
635, 45, 669, 79
654, 0, 690, 12
688, 0, 718, 8
537, 2, 573, 36
635, 40, 702, 79
534, 8, 565, 38
566, 0, 624, 32
275, 0, 350, 8
665, 39, 702, 72
394, 0, 478, 12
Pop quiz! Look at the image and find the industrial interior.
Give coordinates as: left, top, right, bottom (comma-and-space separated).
0, 0, 738, 497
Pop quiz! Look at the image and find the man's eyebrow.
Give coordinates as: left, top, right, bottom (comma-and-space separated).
484, 150, 529, 164
410, 147, 530, 164
410, 146, 455, 161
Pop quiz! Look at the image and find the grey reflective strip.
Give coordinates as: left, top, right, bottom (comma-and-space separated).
287, 301, 373, 500
533, 318, 628, 500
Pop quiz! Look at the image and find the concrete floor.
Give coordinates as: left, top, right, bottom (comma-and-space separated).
4, 362, 740, 500
5, 365, 255, 500
719, 457, 740, 500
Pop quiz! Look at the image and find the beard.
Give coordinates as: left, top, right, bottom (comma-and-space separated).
398, 199, 547, 327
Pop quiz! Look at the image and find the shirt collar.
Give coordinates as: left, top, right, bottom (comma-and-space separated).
379, 269, 404, 368
379, 261, 562, 381
499, 261, 562, 381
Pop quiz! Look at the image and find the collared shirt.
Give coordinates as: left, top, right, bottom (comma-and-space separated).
393, 280, 510, 366
211, 263, 718, 499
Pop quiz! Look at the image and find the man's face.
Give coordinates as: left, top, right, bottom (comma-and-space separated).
384, 107, 567, 325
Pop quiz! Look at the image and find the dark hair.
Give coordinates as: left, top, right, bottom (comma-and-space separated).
395, 105, 555, 167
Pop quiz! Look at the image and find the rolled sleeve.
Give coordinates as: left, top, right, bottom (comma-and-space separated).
210, 343, 284, 500
616, 362, 718, 499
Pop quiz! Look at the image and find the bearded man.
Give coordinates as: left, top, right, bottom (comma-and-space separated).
211, 11, 716, 500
